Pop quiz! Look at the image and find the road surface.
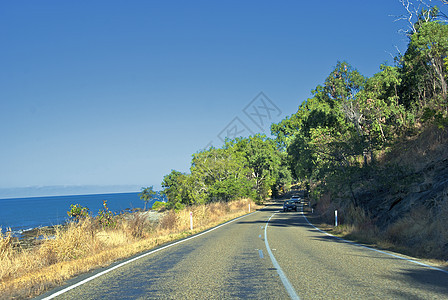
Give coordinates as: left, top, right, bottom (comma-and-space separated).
38, 201, 448, 299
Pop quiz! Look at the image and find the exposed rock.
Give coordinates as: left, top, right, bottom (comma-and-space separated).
354, 126, 448, 230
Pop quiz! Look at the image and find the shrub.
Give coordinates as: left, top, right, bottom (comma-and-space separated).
123, 213, 151, 239
97, 200, 116, 228
67, 204, 90, 220
158, 210, 177, 231
173, 202, 185, 212
151, 201, 166, 211
0, 228, 14, 260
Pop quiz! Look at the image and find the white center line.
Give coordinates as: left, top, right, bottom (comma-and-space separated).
264, 213, 300, 300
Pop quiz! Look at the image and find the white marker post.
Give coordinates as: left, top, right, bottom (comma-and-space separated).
249, 203, 251, 213
190, 211, 193, 230
335, 210, 338, 227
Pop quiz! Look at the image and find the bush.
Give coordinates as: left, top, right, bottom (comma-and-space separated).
158, 210, 177, 231
123, 213, 151, 239
67, 204, 90, 220
173, 202, 185, 212
151, 201, 166, 211
0, 228, 14, 260
97, 200, 116, 228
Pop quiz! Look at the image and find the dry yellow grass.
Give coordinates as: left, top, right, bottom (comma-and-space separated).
0, 199, 259, 299
321, 200, 448, 264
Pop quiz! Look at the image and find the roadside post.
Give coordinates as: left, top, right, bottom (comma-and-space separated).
190, 211, 193, 230
249, 203, 251, 213
335, 210, 338, 227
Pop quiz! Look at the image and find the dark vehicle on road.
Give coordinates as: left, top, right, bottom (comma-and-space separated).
291, 195, 301, 204
283, 200, 298, 212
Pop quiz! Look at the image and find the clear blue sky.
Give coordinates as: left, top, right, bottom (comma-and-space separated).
0, 1, 432, 197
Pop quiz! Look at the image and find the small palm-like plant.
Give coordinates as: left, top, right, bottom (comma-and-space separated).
139, 186, 156, 210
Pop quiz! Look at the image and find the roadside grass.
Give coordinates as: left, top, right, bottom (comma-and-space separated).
305, 125, 448, 266
0, 199, 259, 300
305, 204, 448, 268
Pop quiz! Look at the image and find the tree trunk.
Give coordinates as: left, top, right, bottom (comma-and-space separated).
430, 56, 447, 99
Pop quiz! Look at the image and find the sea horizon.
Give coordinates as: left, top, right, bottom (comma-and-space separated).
0, 191, 166, 236
0, 184, 152, 200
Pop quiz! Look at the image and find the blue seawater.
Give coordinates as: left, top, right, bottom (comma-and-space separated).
0, 192, 165, 235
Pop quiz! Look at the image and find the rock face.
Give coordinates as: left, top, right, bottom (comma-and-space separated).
357, 128, 448, 221
347, 127, 448, 258
364, 158, 448, 229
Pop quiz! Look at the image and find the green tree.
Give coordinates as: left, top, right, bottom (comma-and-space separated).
228, 135, 283, 200
272, 62, 367, 205
161, 135, 291, 207
190, 147, 251, 203
161, 170, 184, 204
400, 10, 448, 109
139, 186, 156, 210
271, 113, 302, 151
161, 169, 199, 209
357, 64, 408, 154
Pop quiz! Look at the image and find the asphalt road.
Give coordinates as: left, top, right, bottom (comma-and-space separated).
38, 201, 448, 299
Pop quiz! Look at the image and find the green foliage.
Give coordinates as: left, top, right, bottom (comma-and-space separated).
268, 9, 448, 213
173, 202, 185, 212
161, 135, 291, 208
422, 107, 448, 128
271, 113, 302, 150
151, 201, 166, 211
278, 62, 367, 188
227, 135, 282, 199
139, 186, 156, 210
97, 200, 116, 228
67, 204, 90, 220
400, 18, 448, 109
208, 176, 256, 202
159, 8, 448, 218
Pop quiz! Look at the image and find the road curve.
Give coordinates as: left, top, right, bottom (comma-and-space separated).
37, 201, 448, 299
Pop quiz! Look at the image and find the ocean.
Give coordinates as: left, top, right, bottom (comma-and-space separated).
0, 192, 165, 236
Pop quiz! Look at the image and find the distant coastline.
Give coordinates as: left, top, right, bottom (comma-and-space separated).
0, 185, 145, 199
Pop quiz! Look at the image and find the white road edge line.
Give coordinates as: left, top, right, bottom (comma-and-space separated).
42, 211, 259, 299
301, 208, 448, 275
264, 213, 300, 300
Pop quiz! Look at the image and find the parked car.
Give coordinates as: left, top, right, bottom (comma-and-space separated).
283, 200, 298, 212
291, 195, 301, 204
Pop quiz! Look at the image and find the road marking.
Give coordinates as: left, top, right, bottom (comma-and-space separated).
258, 249, 264, 258
264, 213, 300, 300
300, 209, 448, 275
259, 234, 262, 238
41, 211, 260, 299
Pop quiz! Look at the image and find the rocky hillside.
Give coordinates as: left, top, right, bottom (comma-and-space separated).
337, 126, 448, 259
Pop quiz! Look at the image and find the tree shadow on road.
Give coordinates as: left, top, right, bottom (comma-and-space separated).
309, 234, 448, 296
381, 267, 448, 297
